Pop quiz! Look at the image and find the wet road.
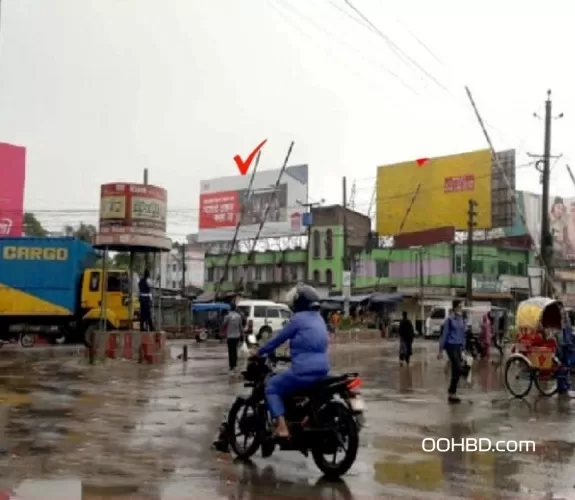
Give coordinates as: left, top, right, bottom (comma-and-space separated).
1, 341, 575, 499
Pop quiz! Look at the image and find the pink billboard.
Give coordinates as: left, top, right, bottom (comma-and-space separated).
0, 143, 26, 236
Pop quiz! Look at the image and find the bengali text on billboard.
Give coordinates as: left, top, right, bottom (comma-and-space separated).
95, 183, 170, 250
0, 143, 26, 237
198, 165, 308, 242
376, 149, 492, 235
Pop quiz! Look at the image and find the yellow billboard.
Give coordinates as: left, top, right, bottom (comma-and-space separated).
376, 149, 492, 235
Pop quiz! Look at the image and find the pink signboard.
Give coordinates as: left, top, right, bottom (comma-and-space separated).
0, 143, 26, 237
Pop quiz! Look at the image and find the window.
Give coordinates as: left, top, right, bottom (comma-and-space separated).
107, 272, 126, 292
89, 271, 100, 292
172, 263, 177, 272
517, 262, 525, 276
313, 269, 320, 284
326, 268, 333, 287
237, 305, 251, 317
312, 230, 321, 258
207, 267, 214, 282
498, 260, 513, 275
266, 308, 280, 318
453, 255, 465, 273
375, 260, 389, 278
280, 310, 291, 319
325, 229, 333, 259
471, 260, 483, 274
430, 308, 446, 319
255, 266, 262, 281
254, 306, 267, 318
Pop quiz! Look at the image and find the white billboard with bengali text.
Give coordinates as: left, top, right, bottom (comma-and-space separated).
197, 165, 309, 242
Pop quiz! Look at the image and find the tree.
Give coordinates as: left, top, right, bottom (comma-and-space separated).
23, 212, 48, 237
112, 252, 146, 274
63, 223, 97, 243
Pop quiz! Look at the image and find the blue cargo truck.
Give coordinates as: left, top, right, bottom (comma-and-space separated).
0, 237, 138, 344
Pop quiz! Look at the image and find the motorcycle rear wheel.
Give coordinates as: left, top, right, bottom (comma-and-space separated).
227, 398, 262, 459
311, 400, 359, 478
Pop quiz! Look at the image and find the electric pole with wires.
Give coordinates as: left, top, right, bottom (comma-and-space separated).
466, 199, 478, 305
529, 90, 563, 296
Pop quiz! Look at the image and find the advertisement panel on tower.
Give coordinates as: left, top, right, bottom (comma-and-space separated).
197, 165, 309, 242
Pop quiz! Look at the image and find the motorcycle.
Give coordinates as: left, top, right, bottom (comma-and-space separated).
225, 335, 365, 478
465, 325, 486, 360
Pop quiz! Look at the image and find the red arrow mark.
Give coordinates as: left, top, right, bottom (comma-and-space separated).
416, 158, 430, 167
233, 139, 268, 176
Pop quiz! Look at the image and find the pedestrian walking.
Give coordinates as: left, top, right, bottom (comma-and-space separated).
398, 311, 414, 366
480, 311, 492, 360
138, 269, 155, 332
221, 302, 246, 374
437, 299, 466, 404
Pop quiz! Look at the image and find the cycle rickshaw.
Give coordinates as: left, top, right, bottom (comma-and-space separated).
504, 297, 567, 398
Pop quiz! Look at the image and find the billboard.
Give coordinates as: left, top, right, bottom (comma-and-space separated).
0, 143, 26, 237
198, 165, 309, 242
95, 183, 171, 250
521, 190, 575, 264
376, 149, 516, 235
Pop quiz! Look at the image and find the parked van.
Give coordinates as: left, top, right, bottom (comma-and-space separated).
236, 300, 292, 341
425, 302, 491, 338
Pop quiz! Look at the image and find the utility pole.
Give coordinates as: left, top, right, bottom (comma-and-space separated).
181, 242, 186, 296
299, 200, 323, 282
342, 177, 351, 317
418, 247, 424, 334
466, 199, 478, 306
531, 90, 563, 296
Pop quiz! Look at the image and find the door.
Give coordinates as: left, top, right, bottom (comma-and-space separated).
428, 307, 447, 336
81, 270, 130, 323
264, 306, 283, 332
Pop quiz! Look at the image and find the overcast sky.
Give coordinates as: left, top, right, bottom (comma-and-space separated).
0, 0, 573, 238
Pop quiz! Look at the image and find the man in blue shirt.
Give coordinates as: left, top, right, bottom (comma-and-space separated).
254, 284, 329, 438
437, 299, 466, 403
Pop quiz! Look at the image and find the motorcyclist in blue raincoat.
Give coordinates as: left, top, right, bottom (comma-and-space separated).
557, 307, 575, 395
254, 284, 329, 438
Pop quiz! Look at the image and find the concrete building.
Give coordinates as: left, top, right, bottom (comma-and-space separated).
154, 244, 205, 291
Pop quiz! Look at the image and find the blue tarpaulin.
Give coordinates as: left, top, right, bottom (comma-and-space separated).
191, 302, 230, 312
321, 293, 403, 305
370, 292, 403, 304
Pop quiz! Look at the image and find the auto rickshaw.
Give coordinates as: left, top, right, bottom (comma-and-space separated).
504, 296, 564, 398
191, 302, 230, 342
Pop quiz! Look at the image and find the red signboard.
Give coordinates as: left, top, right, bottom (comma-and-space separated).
199, 190, 240, 229
444, 174, 475, 193
0, 143, 26, 237
393, 226, 455, 247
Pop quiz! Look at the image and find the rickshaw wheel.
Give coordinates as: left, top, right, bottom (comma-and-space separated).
504, 357, 533, 398
534, 370, 558, 397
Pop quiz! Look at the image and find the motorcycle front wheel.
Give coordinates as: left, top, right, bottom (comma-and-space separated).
311, 400, 359, 478
227, 398, 263, 459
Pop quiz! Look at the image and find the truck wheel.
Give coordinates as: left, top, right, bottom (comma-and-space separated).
19, 333, 35, 348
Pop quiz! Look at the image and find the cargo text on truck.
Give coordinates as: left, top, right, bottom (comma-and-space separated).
0, 237, 138, 345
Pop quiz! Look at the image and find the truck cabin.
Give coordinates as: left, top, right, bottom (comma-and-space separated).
81, 268, 131, 313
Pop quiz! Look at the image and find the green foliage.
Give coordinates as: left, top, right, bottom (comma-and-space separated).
23, 212, 48, 237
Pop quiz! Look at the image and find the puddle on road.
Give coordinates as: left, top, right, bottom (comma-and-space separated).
1, 346, 575, 498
